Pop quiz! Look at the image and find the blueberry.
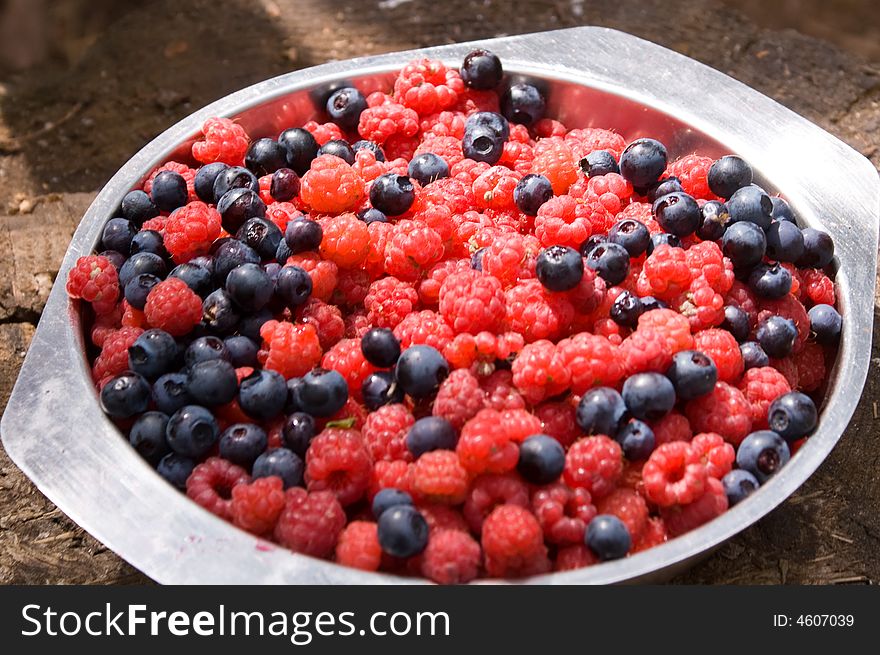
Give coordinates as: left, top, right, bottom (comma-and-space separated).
165, 405, 219, 458
319, 139, 355, 164
269, 167, 300, 202
237, 308, 272, 341
462, 125, 504, 164
722, 469, 760, 506
282, 412, 316, 457
236, 216, 282, 261
466, 112, 510, 140
740, 341, 770, 370
130, 229, 167, 258
727, 184, 773, 230
609, 218, 651, 257
808, 304, 841, 345
100, 372, 151, 418
610, 290, 642, 328
212, 238, 260, 285
120, 190, 159, 225
224, 262, 273, 312
219, 423, 268, 468
263, 262, 282, 285
584, 241, 630, 286
217, 187, 266, 233
99, 250, 126, 270
128, 329, 177, 379
245, 138, 288, 176
129, 411, 170, 465
517, 434, 565, 484
406, 416, 458, 458
721, 305, 750, 343
186, 359, 238, 406
721, 221, 766, 269
278, 127, 320, 175
326, 86, 367, 131
576, 387, 628, 435
500, 83, 545, 126
395, 345, 449, 399
536, 245, 584, 292
361, 327, 401, 367
639, 296, 668, 312
756, 316, 797, 358
768, 391, 818, 441
579, 150, 619, 177
253, 448, 304, 489
797, 228, 834, 268
362, 371, 405, 410
408, 153, 449, 186
619, 138, 667, 189
284, 377, 305, 414
157, 453, 196, 490
291, 368, 349, 417
238, 369, 287, 420
119, 252, 167, 289
646, 176, 684, 203
352, 140, 385, 162
666, 350, 717, 401
185, 335, 229, 368
460, 48, 503, 90
275, 239, 292, 263
748, 262, 792, 300
707, 155, 753, 199
124, 273, 160, 310
585, 515, 631, 561
194, 162, 229, 202
150, 170, 187, 212
697, 200, 730, 241
224, 336, 258, 367
377, 505, 429, 558
372, 488, 414, 519
274, 264, 313, 308
615, 420, 656, 461
102, 218, 137, 256
653, 192, 700, 236
169, 261, 213, 297
152, 372, 191, 415
370, 173, 415, 216
283, 216, 323, 254
770, 196, 796, 223
581, 234, 608, 257
212, 165, 259, 203
765, 220, 805, 262
470, 247, 486, 271
648, 232, 682, 253
622, 372, 676, 421
736, 430, 790, 483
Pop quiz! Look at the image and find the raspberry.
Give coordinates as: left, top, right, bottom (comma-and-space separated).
533, 118, 567, 138
725, 280, 759, 328
393, 59, 465, 115
684, 241, 734, 295
456, 87, 500, 113
633, 517, 669, 552
439, 270, 506, 334
410, 450, 469, 504
651, 411, 692, 445
305, 428, 372, 506
191, 117, 249, 166
565, 267, 606, 314
769, 356, 800, 389
303, 120, 344, 146
737, 366, 791, 428
757, 295, 810, 354
782, 262, 803, 298
300, 155, 365, 214
642, 441, 707, 507
143, 278, 202, 336
259, 320, 322, 379
667, 154, 717, 200
420, 529, 481, 584
230, 476, 286, 535
274, 488, 346, 557
382, 134, 419, 161
505, 279, 574, 343
499, 139, 535, 175
419, 111, 467, 139
534, 401, 580, 448
121, 300, 146, 329
461, 473, 530, 532
511, 339, 571, 404
482, 505, 550, 578
319, 213, 370, 268
335, 521, 382, 571
531, 483, 596, 545
457, 409, 520, 475
333, 268, 371, 308
344, 310, 371, 339
685, 382, 752, 445
481, 370, 527, 411
620, 310, 694, 375
563, 436, 623, 499
384, 219, 444, 281
556, 332, 625, 393
534, 195, 609, 249
637, 245, 693, 300
358, 102, 420, 144
660, 477, 728, 537
482, 232, 540, 287
393, 310, 454, 352
140, 215, 166, 233
690, 432, 736, 480
693, 328, 744, 383
143, 161, 198, 202
595, 487, 649, 543
92, 326, 143, 381
583, 173, 634, 214
186, 457, 250, 521
800, 268, 835, 306
90, 304, 122, 347
530, 138, 578, 194
286, 252, 338, 302
419, 259, 471, 307
163, 201, 223, 263
299, 298, 345, 350
369, 460, 413, 499
324, 398, 369, 432
564, 127, 627, 158
472, 165, 521, 210
674, 277, 725, 330
361, 403, 415, 463
66, 255, 120, 315
321, 338, 377, 399
414, 135, 465, 169
638, 308, 694, 351
418, 503, 470, 533
793, 342, 826, 392
432, 368, 486, 430
555, 544, 599, 571
363, 276, 418, 329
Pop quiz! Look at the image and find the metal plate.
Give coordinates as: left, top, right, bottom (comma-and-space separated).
2, 27, 877, 585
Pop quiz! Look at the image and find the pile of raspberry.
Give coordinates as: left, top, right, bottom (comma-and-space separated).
67, 48, 840, 583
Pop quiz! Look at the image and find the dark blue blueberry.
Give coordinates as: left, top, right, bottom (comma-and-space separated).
124, 273, 160, 310
770, 196, 796, 223
622, 372, 676, 421
362, 371, 405, 410
460, 48, 503, 90
128, 411, 170, 465
274, 264, 313, 308
579, 235, 605, 258
722, 469, 760, 506
130, 229, 167, 258
646, 176, 684, 203
609, 218, 651, 257
284, 216, 323, 254
466, 112, 510, 140
263, 262, 281, 286
282, 412, 316, 457
119, 252, 167, 289
292, 368, 349, 417
748, 262, 792, 300
584, 241, 630, 286
707, 155, 753, 199
269, 167, 300, 202
194, 162, 229, 202
808, 303, 841, 345
648, 232, 682, 253
394, 345, 449, 399
152, 372, 191, 415
740, 341, 770, 370
756, 316, 797, 359
372, 488, 414, 519
517, 434, 565, 484
513, 173, 553, 216
156, 453, 196, 490
408, 153, 449, 186
797, 228, 834, 268
585, 515, 631, 561
170, 261, 212, 297
615, 420, 656, 461
406, 416, 458, 459
736, 430, 790, 483
165, 405, 219, 458
326, 86, 367, 131
319, 139, 355, 164
727, 184, 773, 230
722, 305, 750, 342
185, 335, 229, 368
224, 335, 258, 367
186, 359, 238, 406
697, 200, 730, 241
610, 290, 643, 329
252, 448, 304, 489
212, 165, 259, 203
501, 83, 545, 126
102, 218, 137, 256
238, 368, 287, 420
100, 372, 151, 418
284, 377, 304, 414
212, 238, 260, 285
99, 250, 126, 270
127, 329, 177, 379
377, 505, 429, 558
765, 220, 805, 262
653, 192, 700, 236
462, 125, 504, 164
237, 308, 272, 341
357, 207, 388, 224
352, 140, 385, 162
190, 255, 215, 274
245, 138, 288, 176
536, 245, 584, 292
219, 423, 268, 468
279, 127, 320, 175
576, 387, 628, 435
721, 221, 766, 269
768, 392, 818, 441
619, 138, 667, 189
361, 327, 401, 368
150, 170, 187, 212
120, 190, 159, 225
217, 187, 266, 233
666, 350, 717, 401
225, 262, 273, 312
201, 289, 243, 333
639, 296, 667, 312
236, 216, 282, 261
369, 173, 415, 216
579, 150, 619, 177
275, 238, 292, 263
471, 247, 486, 271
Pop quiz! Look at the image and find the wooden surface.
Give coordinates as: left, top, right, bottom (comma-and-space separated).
0, 0, 878, 584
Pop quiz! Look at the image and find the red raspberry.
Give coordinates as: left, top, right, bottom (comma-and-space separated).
505, 279, 575, 343
421, 529, 481, 584
349, 148, 385, 184
793, 342, 826, 392
418, 503, 469, 533
684, 241, 734, 294
674, 277, 725, 330
637, 244, 693, 300
690, 432, 736, 480
481, 370, 527, 411
418, 259, 471, 307
432, 368, 486, 430
462, 473, 530, 533
143, 278, 202, 336
471, 165, 520, 210
274, 488, 346, 557
332, 268, 371, 308
384, 219, 444, 281
595, 487, 649, 543
482, 232, 540, 287
770, 356, 800, 389
685, 381, 752, 445
782, 262, 803, 298
757, 295, 810, 353
318, 213, 370, 268
361, 403, 414, 463
534, 195, 610, 249
725, 280, 759, 328
511, 339, 571, 404
565, 267, 606, 315
363, 276, 418, 329
638, 308, 694, 351
633, 517, 669, 552
358, 102, 420, 144
413, 134, 465, 169
583, 173, 633, 214
334, 521, 382, 572
457, 409, 520, 475
321, 338, 377, 399
140, 214, 166, 233
455, 87, 500, 113
498, 408, 543, 443
344, 310, 371, 339
534, 401, 580, 448
163, 201, 222, 263
564, 127, 627, 158
620, 310, 694, 376
90, 304, 122, 347
555, 544, 599, 571
393, 59, 465, 115
230, 476, 285, 535
302, 120, 344, 146
617, 200, 653, 225
419, 110, 467, 138
642, 441, 707, 507
286, 252, 338, 302
369, 460, 413, 499
410, 450, 469, 505
738, 366, 791, 428
531, 483, 596, 545
393, 310, 454, 352
482, 505, 550, 577
533, 118, 567, 138
556, 332, 625, 393
324, 397, 368, 432
305, 428, 372, 506
186, 457, 250, 521
660, 477, 728, 537
563, 436, 623, 499
91, 326, 143, 381
800, 268, 835, 306
66, 255, 119, 315
121, 300, 146, 329
299, 299, 345, 350
191, 117, 249, 165
530, 138, 578, 194
499, 139, 535, 175
439, 270, 506, 334
667, 154, 717, 200
300, 155, 365, 214
651, 411, 692, 445
259, 320, 322, 379
382, 134, 419, 161
694, 328, 743, 383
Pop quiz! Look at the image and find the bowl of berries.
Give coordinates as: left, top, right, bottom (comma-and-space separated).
2, 27, 877, 584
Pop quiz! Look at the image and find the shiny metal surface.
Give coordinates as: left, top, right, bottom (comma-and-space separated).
2, 27, 877, 585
